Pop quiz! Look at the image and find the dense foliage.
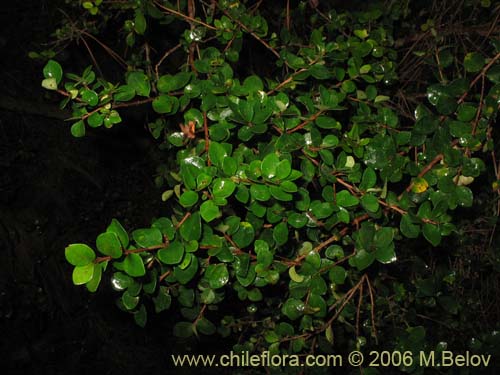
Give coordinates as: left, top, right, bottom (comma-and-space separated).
38, 0, 500, 372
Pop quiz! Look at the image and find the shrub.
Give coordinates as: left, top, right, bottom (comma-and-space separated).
39, 0, 500, 369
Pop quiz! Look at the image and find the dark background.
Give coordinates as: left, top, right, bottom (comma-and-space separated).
0, 1, 183, 374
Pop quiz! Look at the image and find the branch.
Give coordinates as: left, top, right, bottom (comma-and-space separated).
287, 109, 325, 134
219, 8, 280, 59
154, 0, 216, 30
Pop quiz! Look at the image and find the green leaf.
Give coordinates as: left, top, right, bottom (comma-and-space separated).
242, 75, 264, 93
455, 186, 473, 207
449, 121, 472, 138
153, 288, 172, 313
208, 141, 228, 168
43, 59, 63, 84
222, 157, 237, 177
134, 305, 147, 327
157, 72, 192, 93
174, 322, 194, 338
316, 116, 341, 129
325, 245, 344, 260
180, 212, 202, 241
275, 159, 292, 180
457, 104, 477, 122
360, 167, 377, 190
413, 116, 439, 135
261, 153, 280, 179
360, 194, 379, 213
87, 112, 104, 128
400, 215, 420, 239
180, 156, 205, 190
287, 212, 308, 228
486, 64, 500, 83
250, 184, 271, 201
336, 190, 359, 207
65, 244, 96, 266
179, 190, 199, 207
104, 111, 122, 127
81, 89, 99, 106
96, 232, 122, 258
212, 178, 236, 198
232, 222, 255, 248
132, 228, 163, 247
329, 266, 346, 284
254, 240, 272, 268
71, 120, 85, 138
122, 290, 139, 310
321, 135, 339, 148
106, 219, 129, 248
289, 266, 304, 282
269, 186, 293, 201
464, 52, 485, 73
423, 223, 441, 246
152, 217, 175, 240
114, 85, 135, 101
200, 200, 220, 222
41, 78, 57, 90
310, 201, 334, 219
123, 253, 146, 277
197, 318, 217, 335
86, 263, 102, 292
127, 71, 150, 97
158, 241, 184, 265
174, 255, 199, 284
375, 246, 397, 264
282, 298, 305, 320
273, 222, 288, 246
239, 100, 254, 122
205, 264, 229, 289
350, 249, 375, 271
152, 95, 177, 114
374, 227, 394, 248
111, 272, 133, 291
72, 263, 95, 285
134, 10, 147, 34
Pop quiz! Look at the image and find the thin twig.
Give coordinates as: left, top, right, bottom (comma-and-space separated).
154, 43, 183, 80
220, 8, 280, 59
154, 0, 216, 30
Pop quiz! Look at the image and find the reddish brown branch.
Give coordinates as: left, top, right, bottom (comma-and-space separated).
175, 212, 192, 229
287, 110, 325, 134
153, 0, 216, 30
404, 153, 443, 194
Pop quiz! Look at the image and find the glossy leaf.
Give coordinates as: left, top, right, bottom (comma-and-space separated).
174, 255, 199, 284
157, 241, 184, 265
205, 264, 229, 289
127, 71, 150, 97
72, 263, 95, 285
200, 200, 220, 222
132, 228, 163, 248
65, 244, 96, 266
400, 215, 420, 238
96, 232, 122, 258
261, 153, 280, 180
282, 298, 305, 320
43, 60, 63, 84
180, 212, 201, 241
123, 253, 146, 277
336, 190, 359, 207
212, 178, 236, 198
423, 223, 441, 246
